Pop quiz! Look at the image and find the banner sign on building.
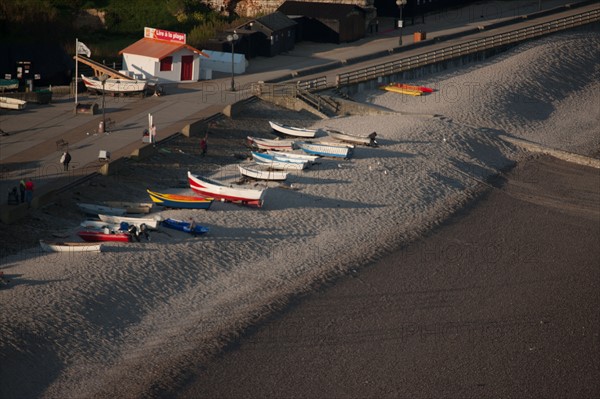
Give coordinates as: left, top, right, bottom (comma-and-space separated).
144, 27, 186, 44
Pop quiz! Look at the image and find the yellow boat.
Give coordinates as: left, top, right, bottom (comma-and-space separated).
379, 85, 423, 96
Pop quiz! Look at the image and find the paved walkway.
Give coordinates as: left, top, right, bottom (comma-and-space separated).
0, 0, 595, 222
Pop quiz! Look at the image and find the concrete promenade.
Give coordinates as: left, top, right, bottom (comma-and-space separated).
0, 0, 596, 223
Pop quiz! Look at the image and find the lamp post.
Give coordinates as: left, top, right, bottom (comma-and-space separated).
396, 0, 407, 46
226, 31, 239, 91
99, 74, 109, 133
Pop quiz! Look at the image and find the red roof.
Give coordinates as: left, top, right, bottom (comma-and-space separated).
119, 38, 209, 59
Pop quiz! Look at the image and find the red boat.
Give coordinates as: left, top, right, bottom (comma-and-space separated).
77, 230, 131, 242
391, 83, 434, 93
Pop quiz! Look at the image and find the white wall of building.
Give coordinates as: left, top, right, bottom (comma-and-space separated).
201, 50, 247, 74
121, 48, 201, 83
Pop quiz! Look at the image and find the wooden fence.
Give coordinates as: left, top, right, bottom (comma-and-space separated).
335, 8, 600, 88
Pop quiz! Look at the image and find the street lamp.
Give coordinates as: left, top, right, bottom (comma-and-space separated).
226, 31, 239, 91
99, 74, 109, 133
396, 0, 407, 46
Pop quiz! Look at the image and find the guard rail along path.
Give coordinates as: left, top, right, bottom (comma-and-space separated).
335, 8, 599, 88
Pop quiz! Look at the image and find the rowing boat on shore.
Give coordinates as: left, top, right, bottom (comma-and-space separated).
268, 121, 318, 138
247, 136, 295, 151
161, 218, 209, 235
266, 150, 319, 162
40, 239, 103, 252
81, 74, 147, 95
188, 171, 267, 207
297, 142, 353, 159
77, 231, 131, 242
252, 152, 307, 170
103, 201, 154, 214
323, 128, 377, 147
77, 203, 127, 216
98, 214, 161, 230
147, 189, 214, 210
0, 79, 18, 92
0, 96, 27, 110
80, 219, 123, 231
239, 164, 289, 181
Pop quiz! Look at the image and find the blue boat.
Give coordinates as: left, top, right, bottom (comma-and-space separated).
161, 218, 209, 235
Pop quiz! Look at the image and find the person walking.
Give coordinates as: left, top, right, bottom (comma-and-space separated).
19, 179, 26, 203
150, 124, 157, 145
24, 178, 34, 207
60, 151, 72, 171
200, 135, 208, 156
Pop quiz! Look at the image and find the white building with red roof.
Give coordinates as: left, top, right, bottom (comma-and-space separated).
119, 27, 209, 83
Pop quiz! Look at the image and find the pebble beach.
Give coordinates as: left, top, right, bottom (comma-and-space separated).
0, 26, 599, 398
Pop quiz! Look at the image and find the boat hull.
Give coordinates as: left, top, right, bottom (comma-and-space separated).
298, 142, 353, 158
0, 96, 27, 110
247, 136, 295, 151
324, 128, 376, 146
147, 189, 214, 210
266, 150, 319, 162
239, 164, 288, 181
78, 203, 127, 216
77, 231, 131, 242
161, 218, 209, 235
81, 75, 147, 94
251, 152, 307, 170
269, 121, 317, 138
103, 201, 153, 214
187, 171, 266, 207
98, 214, 160, 229
40, 239, 103, 252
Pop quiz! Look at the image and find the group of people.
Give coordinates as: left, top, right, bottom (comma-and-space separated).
7, 178, 34, 207
7, 151, 71, 207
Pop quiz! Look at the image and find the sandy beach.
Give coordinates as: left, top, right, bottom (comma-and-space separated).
0, 26, 599, 398
179, 153, 600, 398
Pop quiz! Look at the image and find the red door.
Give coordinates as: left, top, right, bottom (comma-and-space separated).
180, 55, 194, 81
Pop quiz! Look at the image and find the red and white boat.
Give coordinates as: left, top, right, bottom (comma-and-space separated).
77, 230, 131, 242
188, 171, 266, 207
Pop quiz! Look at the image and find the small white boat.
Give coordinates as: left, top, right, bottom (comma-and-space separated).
247, 136, 295, 151
188, 171, 267, 207
252, 152, 307, 170
238, 164, 288, 181
98, 214, 161, 230
297, 142, 353, 159
266, 150, 319, 162
78, 203, 126, 216
323, 127, 377, 146
81, 74, 147, 95
0, 96, 27, 110
268, 121, 318, 138
103, 201, 153, 214
40, 239, 103, 253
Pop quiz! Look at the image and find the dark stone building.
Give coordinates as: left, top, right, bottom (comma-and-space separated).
277, 1, 367, 43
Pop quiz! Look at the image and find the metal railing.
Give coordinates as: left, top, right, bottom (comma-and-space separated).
335, 8, 600, 88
